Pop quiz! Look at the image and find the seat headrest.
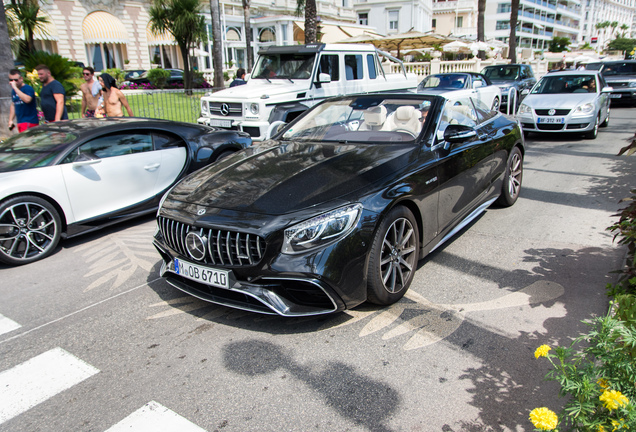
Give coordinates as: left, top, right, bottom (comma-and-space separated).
395, 106, 417, 122
364, 106, 387, 126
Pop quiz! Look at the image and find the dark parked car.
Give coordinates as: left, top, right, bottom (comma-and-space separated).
124, 69, 146, 80
153, 93, 524, 316
0, 118, 251, 265
416, 72, 501, 111
481, 64, 536, 112
585, 60, 636, 105
129, 68, 184, 86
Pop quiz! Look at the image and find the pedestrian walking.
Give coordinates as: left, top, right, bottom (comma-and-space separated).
80, 67, 101, 118
98, 73, 133, 117
8, 69, 39, 132
36, 64, 68, 122
230, 68, 247, 87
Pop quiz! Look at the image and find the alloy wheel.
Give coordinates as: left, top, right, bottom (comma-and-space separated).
0, 201, 59, 263
507, 152, 523, 199
379, 217, 417, 294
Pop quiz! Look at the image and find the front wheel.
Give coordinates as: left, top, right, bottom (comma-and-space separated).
491, 97, 500, 112
496, 147, 523, 207
0, 196, 62, 265
367, 206, 420, 305
584, 115, 599, 139
600, 108, 610, 128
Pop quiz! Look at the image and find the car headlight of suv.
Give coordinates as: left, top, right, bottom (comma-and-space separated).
282, 204, 363, 254
629, 81, 636, 88
201, 100, 209, 114
573, 103, 595, 114
249, 103, 259, 115
518, 103, 532, 114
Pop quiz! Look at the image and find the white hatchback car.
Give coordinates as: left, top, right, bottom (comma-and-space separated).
517, 71, 611, 139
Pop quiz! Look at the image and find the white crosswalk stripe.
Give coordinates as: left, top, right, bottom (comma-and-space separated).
0, 313, 21, 337
0, 347, 100, 425
105, 401, 207, 432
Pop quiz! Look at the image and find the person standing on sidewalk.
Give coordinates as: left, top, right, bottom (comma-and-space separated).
36, 64, 68, 122
80, 67, 101, 118
8, 69, 39, 132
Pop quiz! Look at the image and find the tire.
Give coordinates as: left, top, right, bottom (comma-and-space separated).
0, 196, 62, 266
600, 108, 610, 128
491, 97, 500, 112
584, 115, 599, 139
367, 206, 420, 305
496, 147, 523, 207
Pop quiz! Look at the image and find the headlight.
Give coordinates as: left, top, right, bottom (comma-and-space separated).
629, 82, 636, 88
518, 103, 532, 114
250, 103, 259, 115
573, 103, 595, 114
282, 204, 363, 255
201, 100, 208, 114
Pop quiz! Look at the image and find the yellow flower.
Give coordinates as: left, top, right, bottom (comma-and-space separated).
534, 345, 551, 359
598, 426, 606, 432
529, 407, 558, 430
597, 378, 609, 389
611, 418, 625, 431
599, 390, 629, 410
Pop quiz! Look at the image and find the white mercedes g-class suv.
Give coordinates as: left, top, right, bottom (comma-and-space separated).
198, 43, 419, 140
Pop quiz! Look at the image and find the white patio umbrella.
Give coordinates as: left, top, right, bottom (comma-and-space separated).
442, 41, 471, 53
469, 41, 491, 52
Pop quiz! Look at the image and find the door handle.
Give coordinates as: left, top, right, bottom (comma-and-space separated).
144, 163, 160, 171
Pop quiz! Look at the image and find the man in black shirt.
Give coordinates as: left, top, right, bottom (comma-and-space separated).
36, 64, 68, 122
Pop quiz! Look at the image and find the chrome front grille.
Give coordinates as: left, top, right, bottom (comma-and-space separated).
209, 102, 242, 117
535, 109, 570, 116
158, 217, 265, 267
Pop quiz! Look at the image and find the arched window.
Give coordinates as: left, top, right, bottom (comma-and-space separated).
259, 27, 276, 43
226, 27, 241, 41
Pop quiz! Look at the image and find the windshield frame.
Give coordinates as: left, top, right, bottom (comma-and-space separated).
251, 53, 317, 80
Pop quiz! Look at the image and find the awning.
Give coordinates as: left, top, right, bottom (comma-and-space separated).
294, 21, 381, 44
82, 11, 129, 44
7, 10, 58, 41
146, 24, 177, 46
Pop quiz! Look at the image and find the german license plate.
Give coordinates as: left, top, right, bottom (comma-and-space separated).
173, 258, 229, 289
209, 119, 232, 128
610, 94, 622, 99
537, 117, 564, 124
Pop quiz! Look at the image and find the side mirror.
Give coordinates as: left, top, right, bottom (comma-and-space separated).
72, 153, 102, 166
265, 120, 287, 140
473, 81, 483, 89
444, 124, 477, 144
318, 73, 331, 83
601, 86, 614, 93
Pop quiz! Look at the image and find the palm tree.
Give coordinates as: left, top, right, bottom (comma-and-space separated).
5, 0, 49, 59
296, 0, 318, 43
619, 24, 629, 38
1, 1, 16, 137
477, 0, 485, 58
148, 0, 207, 91
509, 0, 519, 62
242, 0, 253, 71
209, 0, 224, 90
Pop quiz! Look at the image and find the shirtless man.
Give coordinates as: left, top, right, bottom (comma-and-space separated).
80, 67, 101, 117
98, 73, 134, 117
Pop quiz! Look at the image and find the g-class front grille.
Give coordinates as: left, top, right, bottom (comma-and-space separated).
158, 217, 265, 267
209, 102, 242, 117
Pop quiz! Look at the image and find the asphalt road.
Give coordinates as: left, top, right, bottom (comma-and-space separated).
1, 108, 635, 432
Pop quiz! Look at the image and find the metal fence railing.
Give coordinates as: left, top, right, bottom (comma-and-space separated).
66, 88, 212, 124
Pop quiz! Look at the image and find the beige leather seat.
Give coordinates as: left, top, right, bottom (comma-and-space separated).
359, 106, 387, 131
381, 106, 422, 136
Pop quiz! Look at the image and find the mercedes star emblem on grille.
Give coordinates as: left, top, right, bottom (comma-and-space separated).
220, 103, 230, 116
185, 232, 207, 261
548, 109, 556, 116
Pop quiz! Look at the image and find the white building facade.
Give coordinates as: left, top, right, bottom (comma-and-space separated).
353, 0, 434, 35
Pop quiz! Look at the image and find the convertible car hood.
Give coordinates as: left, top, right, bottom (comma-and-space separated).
169, 140, 417, 215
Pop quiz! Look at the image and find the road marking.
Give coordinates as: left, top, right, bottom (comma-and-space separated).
0, 347, 99, 424
0, 313, 21, 337
106, 401, 207, 432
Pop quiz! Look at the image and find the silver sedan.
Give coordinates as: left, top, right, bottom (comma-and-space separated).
517, 71, 611, 139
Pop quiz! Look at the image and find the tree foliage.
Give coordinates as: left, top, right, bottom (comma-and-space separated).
608, 37, 636, 53
5, 0, 49, 59
548, 36, 571, 53
295, 0, 317, 43
22, 50, 78, 97
148, 0, 207, 90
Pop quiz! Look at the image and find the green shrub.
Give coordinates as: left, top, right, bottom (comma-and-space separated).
21, 51, 78, 97
146, 68, 170, 89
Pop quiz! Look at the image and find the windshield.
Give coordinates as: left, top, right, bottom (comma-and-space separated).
0, 128, 77, 172
280, 96, 434, 143
600, 62, 636, 76
418, 74, 467, 90
531, 75, 598, 94
482, 65, 520, 80
252, 53, 316, 80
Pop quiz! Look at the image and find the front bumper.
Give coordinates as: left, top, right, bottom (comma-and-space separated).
197, 116, 269, 140
152, 214, 374, 316
607, 89, 636, 103
518, 110, 597, 133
